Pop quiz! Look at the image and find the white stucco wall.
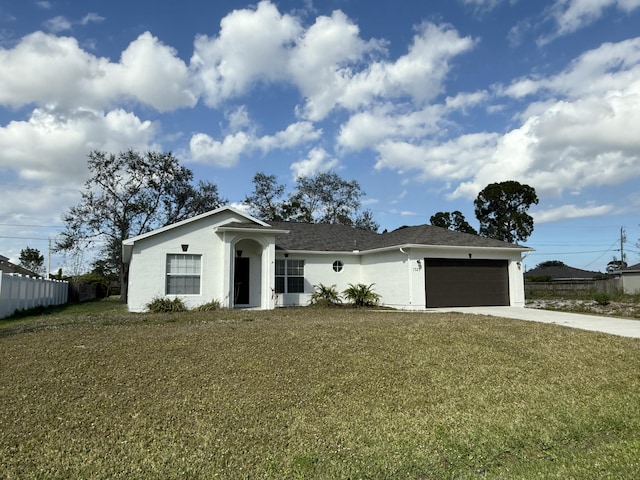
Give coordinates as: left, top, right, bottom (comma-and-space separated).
126, 217, 227, 312
277, 247, 526, 310
125, 209, 279, 313
276, 252, 362, 306
622, 273, 640, 294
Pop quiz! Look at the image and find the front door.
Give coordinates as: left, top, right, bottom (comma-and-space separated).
234, 257, 250, 305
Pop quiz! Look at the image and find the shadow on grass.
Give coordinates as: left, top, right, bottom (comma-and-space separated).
0, 297, 128, 337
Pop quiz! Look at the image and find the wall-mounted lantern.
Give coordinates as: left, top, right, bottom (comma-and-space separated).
181, 244, 189, 252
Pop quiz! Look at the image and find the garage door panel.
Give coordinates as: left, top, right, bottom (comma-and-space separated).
425, 258, 509, 308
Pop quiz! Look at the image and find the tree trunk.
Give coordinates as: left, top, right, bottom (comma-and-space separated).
119, 262, 129, 304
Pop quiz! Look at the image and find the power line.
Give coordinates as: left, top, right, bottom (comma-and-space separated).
0, 223, 63, 228
0, 235, 55, 241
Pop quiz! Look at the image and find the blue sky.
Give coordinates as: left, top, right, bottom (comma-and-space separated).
1, 0, 640, 274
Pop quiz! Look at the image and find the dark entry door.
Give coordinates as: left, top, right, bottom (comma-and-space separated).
425, 258, 509, 308
234, 257, 250, 305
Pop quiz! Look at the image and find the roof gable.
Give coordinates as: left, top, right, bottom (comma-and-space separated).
123, 206, 267, 245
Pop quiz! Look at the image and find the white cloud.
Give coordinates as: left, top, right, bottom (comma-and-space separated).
542, 0, 640, 42
374, 132, 499, 182
290, 147, 339, 179
43, 16, 72, 33
459, 0, 508, 12
81, 13, 105, 25
189, 131, 251, 167
0, 107, 157, 184
289, 9, 383, 120
337, 23, 475, 115
0, 31, 195, 112
532, 203, 614, 223
43, 12, 105, 32
502, 37, 640, 101
451, 38, 640, 200
338, 90, 487, 152
255, 121, 322, 151
191, 0, 301, 106
190, 120, 322, 167
103, 32, 197, 112
191, 2, 473, 121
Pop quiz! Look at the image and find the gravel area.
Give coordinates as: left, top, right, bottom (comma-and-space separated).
526, 298, 640, 319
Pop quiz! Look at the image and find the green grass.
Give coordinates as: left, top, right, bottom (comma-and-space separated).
1, 299, 640, 479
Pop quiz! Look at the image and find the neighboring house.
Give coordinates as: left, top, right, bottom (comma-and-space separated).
619, 263, 640, 294
0, 254, 39, 277
122, 206, 532, 312
524, 262, 605, 281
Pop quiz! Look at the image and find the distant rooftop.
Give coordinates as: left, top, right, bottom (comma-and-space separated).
0, 255, 40, 277
525, 262, 605, 280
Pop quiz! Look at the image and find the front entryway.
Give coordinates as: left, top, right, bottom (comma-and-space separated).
234, 257, 250, 305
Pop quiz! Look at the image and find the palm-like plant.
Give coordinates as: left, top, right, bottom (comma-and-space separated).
309, 283, 342, 307
343, 283, 381, 307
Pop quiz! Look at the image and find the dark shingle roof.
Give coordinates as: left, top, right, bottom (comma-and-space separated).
267, 221, 527, 252
524, 263, 605, 280
0, 254, 39, 276
622, 262, 640, 272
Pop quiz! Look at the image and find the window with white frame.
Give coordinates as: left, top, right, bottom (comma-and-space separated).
275, 258, 305, 293
166, 254, 201, 295
333, 260, 344, 272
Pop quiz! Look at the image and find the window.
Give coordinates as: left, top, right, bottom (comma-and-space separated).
166, 254, 201, 295
275, 258, 305, 293
333, 260, 343, 272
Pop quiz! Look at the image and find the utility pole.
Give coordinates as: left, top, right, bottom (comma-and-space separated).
48, 238, 52, 279
620, 227, 626, 293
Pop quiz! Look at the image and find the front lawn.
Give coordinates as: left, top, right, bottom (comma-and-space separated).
1, 300, 639, 478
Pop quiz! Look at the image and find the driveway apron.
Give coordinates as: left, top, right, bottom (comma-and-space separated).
428, 306, 640, 339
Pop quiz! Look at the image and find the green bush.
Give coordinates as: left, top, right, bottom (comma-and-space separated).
343, 283, 381, 307
309, 284, 342, 307
145, 296, 187, 313
593, 292, 611, 306
193, 299, 223, 311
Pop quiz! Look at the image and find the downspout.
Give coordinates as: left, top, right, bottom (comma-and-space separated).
400, 247, 412, 307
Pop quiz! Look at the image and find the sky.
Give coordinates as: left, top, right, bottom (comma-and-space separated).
1, 0, 640, 275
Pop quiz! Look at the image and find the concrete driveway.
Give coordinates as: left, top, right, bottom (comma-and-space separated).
429, 306, 640, 339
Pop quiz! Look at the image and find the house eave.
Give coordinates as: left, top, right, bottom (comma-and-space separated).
362, 243, 534, 255
276, 243, 534, 256
214, 226, 290, 235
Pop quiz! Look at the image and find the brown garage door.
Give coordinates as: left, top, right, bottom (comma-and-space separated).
425, 258, 509, 308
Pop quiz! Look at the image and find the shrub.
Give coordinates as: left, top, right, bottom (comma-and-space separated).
309, 284, 342, 307
145, 296, 187, 313
343, 283, 381, 307
593, 292, 611, 306
193, 299, 223, 311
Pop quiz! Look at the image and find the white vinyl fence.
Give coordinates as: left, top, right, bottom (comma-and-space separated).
0, 273, 68, 319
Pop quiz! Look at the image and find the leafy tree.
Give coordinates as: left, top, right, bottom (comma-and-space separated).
55, 150, 226, 302
245, 171, 379, 232
538, 260, 565, 268
288, 172, 379, 231
243, 172, 287, 221
19, 246, 44, 276
474, 180, 538, 243
430, 211, 478, 235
